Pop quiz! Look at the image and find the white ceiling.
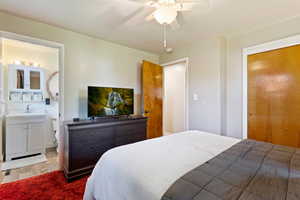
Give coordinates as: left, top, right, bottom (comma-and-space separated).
0, 0, 300, 54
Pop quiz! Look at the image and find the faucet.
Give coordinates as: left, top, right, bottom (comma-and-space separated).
26, 104, 31, 113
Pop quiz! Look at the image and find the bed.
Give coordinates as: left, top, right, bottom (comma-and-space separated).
83, 130, 240, 200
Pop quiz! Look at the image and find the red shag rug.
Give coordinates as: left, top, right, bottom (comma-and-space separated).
0, 170, 88, 200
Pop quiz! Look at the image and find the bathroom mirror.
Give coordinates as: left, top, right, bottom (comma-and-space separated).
47, 71, 59, 102
16, 69, 25, 89
30, 71, 41, 90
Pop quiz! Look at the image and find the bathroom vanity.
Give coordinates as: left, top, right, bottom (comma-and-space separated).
3, 64, 47, 161
8, 64, 44, 103
5, 113, 46, 161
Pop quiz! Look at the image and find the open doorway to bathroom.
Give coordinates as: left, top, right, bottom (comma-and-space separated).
162, 58, 189, 135
0, 33, 63, 184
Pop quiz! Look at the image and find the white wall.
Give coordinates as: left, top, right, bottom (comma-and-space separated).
164, 63, 186, 133
0, 11, 159, 120
0, 39, 4, 160
0, 39, 3, 114
160, 37, 225, 135
226, 17, 300, 139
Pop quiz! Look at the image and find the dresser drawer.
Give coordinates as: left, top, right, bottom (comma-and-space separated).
115, 132, 146, 147
70, 126, 114, 144
69, 126, 115, 171
115, 123, 146, 137
70, 140, 114, 171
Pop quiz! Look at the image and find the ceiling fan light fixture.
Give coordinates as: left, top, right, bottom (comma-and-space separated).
153, 6, 177, 24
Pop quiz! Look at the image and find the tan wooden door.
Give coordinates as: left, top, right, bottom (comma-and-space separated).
142, 60, 163, 139
248, 45, 300, 147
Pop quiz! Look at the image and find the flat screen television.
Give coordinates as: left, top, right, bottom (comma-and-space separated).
88, 86, 134, 117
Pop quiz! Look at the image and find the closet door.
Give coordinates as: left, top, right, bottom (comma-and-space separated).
248, 45, 300, 147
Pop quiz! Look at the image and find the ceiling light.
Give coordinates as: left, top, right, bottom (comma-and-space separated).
153, 6, 177, 24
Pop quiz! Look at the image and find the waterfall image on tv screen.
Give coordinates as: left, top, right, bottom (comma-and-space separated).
88, 86, 134, 117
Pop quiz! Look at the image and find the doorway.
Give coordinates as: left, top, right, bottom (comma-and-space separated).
0, 31, 64, 183
162, 58, 189, 135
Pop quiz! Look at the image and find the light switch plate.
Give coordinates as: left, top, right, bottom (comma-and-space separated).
193, 93, 198, 101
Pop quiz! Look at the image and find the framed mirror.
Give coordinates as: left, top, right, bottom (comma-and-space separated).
16, 69, 25, 89
46, 71, 59, 102
30, 71, 41, 90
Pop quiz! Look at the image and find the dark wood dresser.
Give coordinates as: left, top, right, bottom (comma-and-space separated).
63, 115, 147, 181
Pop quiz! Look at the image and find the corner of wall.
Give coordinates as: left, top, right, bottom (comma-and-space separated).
219, 37, 228, 136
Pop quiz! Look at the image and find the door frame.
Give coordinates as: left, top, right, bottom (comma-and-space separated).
242, 34, 300, 139
0, 31, 64, 161
161, 57, 189, 133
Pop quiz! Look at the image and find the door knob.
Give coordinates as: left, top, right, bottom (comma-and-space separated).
144, 110, 150, 114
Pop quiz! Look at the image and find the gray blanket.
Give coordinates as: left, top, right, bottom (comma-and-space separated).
161, 139, 300, 200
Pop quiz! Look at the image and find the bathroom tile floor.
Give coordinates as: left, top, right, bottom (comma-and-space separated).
0, 148, 59, 184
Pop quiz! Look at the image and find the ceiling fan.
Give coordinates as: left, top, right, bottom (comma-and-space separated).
131, 0, 210, 52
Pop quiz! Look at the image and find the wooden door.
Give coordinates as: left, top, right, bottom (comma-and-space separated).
248, 45, 300, 147
142, 60, 163, 139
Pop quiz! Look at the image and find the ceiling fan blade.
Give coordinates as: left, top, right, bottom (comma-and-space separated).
176, 0, 210, 11
122, 7, 147, 24
180, 0, 209, 4
128, 0, 157, 5
170, 19, 180, 30
145, 12, 155, 21
128, 0, 151, 3
121, 7, 156, 27
145, 0, 159, 7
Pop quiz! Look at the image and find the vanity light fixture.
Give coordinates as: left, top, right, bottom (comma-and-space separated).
33, 62, 40, 67
14, 60, 21, 65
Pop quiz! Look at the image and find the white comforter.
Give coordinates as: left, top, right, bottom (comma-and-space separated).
84, 131, 240, 200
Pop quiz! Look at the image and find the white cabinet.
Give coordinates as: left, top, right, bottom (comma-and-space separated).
28, 123, 45, 152
6, 124, 27, 156
8, 64, 44, 103
8, 64, 44, 93
5, 114, 46, 161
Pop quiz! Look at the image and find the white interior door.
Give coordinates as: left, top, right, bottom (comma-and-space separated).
163, 62, 187, 135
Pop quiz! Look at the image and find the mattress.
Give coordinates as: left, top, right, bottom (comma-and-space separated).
83, 131, 240, 200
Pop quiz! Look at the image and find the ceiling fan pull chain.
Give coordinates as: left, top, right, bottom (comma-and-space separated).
163, 23, 167, 48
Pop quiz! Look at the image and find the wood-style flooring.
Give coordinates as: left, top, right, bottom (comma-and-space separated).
0, 149, 59, 184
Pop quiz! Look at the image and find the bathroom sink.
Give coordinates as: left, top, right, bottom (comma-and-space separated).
6, 112, 46, 118
6, 112, 47, 125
